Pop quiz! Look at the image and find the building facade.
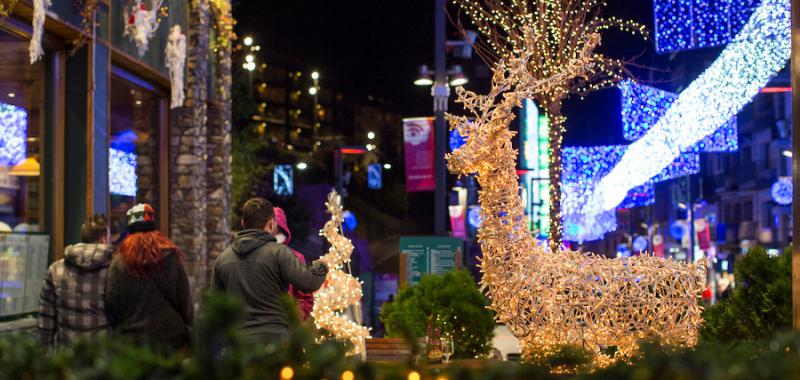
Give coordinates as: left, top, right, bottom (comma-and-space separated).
0, 0, 232, 322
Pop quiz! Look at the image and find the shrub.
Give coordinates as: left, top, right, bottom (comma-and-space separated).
379, 270, 496, 358
700, 246, 792, 342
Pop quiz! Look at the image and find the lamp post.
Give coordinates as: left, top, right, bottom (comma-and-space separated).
415, 1, 471, 236
433, 0, 447, 236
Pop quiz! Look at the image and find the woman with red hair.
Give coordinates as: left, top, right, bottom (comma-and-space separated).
105, 204, 193, 349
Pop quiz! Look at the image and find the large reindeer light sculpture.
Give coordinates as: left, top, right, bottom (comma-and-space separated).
446, 31, 705, 366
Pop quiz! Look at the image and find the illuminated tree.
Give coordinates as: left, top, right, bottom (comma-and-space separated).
312, 191, 370, 356
454, 0, 645, 251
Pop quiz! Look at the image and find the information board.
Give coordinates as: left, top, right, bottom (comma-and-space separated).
399, 236, 462, 285
0, 234, 50, 316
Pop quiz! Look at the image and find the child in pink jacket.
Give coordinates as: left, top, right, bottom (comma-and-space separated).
273, 207, 315, 320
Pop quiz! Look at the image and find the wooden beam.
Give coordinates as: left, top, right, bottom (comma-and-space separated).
791, 0, 800, 331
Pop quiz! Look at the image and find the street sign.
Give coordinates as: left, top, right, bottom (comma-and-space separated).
399, 236, 462, 286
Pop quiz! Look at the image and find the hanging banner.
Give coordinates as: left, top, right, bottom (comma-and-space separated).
695, 218, 711, 251
403, 117, 435, 192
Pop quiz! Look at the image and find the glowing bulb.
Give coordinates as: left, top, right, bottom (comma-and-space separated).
383, 163, 392, 170
367, 131, 375, 140
297, 162, 308, 170
243, 36, 253, 46
408, 371, 421, 380
311, 71, 320, 80
309, 87, 318, 96
280, 366, 294, 380
245, 54, 254, 63
341, 370, 355, 380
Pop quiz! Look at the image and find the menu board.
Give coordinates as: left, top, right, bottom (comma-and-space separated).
399, 237, 462, 285
0, 234, 50, 316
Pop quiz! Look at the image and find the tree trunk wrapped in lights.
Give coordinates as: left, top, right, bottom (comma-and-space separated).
454, 0, 647, 252
311, 191, 370, 356
445, 31, 706, 366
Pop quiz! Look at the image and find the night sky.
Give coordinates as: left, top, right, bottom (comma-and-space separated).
234, 0, 662, 146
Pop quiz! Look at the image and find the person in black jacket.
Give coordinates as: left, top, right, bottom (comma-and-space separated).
105, 204, 193, 350
213, 198, 328, 344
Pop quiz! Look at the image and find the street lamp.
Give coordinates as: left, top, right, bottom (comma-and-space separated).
448, 65, 469, 86
308, 86, 318, 96
414, 65, 469, 88
243, 36, 253, 46
414, 65, 434, 86
367, 131, 376, 140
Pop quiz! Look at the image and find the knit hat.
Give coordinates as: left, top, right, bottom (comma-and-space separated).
126, 203, 157, 233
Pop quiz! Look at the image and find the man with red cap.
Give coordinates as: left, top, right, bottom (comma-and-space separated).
273, 207, 314, 320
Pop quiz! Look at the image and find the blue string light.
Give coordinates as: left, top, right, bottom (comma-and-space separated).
0, 102, 27, 166
561, 145, 699, 242
654, 0, 760, 53
109, 148, 137, 197
771, 178, 792, 205
619, 79, 738, 153
594, 0, 789, 212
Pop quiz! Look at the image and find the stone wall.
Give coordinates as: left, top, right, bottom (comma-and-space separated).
170, 0, 210, 298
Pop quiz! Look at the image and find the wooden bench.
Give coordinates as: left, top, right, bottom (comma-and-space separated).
365, 338, 413, 362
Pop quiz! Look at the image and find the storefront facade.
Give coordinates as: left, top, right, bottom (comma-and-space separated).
1, 0, 232, 322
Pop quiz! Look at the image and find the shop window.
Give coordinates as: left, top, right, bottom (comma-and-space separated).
109, 73, 160, 243
0, 29, 49, 317
0, 31, 45, 233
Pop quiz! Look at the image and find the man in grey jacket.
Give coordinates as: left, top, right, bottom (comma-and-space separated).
213, 198, 328, 344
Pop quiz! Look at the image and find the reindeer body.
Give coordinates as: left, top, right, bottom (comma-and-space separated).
446, 55, 706, 364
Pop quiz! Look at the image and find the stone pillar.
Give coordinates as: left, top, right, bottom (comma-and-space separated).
170, 0, 210, 296
206, 1, 233, 275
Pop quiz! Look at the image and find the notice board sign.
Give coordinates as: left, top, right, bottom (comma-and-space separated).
399, 236, 463, 286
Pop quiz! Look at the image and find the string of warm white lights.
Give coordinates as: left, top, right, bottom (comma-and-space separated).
311, 191, 370, 356
446, 29, 705, 367
589, 0, 789, 214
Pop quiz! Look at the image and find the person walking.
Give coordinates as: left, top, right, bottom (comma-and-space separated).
105, 204, 193, 349
213, 198, 328, 344
273, 207, 315, 320
37, 215, 114, 348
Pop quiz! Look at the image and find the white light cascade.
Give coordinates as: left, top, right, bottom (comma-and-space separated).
588, 0, 789, 214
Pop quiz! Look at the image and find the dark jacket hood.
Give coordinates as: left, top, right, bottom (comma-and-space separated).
231, 229, 276, 257
64, 243, 115, 271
